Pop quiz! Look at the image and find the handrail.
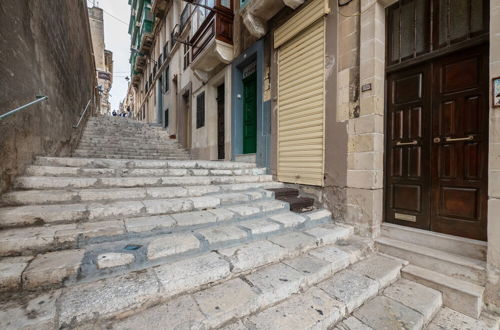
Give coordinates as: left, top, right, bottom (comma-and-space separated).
73, 97, 93, 129
0, 95, 48, 120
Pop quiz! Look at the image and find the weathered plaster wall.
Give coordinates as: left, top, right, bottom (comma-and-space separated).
0, 0, 97, 195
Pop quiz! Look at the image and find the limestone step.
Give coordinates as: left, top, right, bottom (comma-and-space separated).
427, 307, 500, 330
0, 233, 372, 329
23, 165, 266, 178
34, 157, 257, 169
2, 182, 281, 206
13, 174, 273, 190
0, 196, 317, 257
402, 264, 484, 318
111, 252, 403, 330
0, 193, 287, 228
381, 222, 487, 261
75, 145, 189, 153
376, 237, 487, 285
0, 214, 350, 293
72, 154, 191, 161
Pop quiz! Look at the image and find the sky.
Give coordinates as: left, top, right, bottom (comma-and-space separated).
88, 0, 131, 111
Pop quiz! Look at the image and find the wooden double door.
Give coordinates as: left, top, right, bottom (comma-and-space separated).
385, 45, 489, 241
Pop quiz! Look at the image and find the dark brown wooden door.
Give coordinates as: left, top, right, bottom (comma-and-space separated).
386, 64, 432, 230
385, 46, 489, 241
217, 84, 225, 160
430, 46, 489, 240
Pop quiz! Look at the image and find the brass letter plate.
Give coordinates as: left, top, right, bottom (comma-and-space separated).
394, 213, 417, 222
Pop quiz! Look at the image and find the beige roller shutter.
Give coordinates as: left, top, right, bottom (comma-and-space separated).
277, 16, 326, 186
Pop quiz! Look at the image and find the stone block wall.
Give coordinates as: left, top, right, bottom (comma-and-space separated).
487, 0, 500, 314
0, 0, 97, 194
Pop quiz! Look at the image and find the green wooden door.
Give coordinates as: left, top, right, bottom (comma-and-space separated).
243, 73, 257, 154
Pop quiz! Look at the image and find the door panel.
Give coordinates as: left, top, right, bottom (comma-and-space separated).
430, 46, 488, 240
385, 65, 431, 229
243, 73, 257, 154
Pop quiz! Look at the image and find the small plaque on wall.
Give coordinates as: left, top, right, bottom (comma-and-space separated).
493, 77, 500, 108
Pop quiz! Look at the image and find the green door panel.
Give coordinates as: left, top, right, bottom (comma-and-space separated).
243, 73, 257, 154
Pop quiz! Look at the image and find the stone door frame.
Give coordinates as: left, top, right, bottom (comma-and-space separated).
355, 0, 499, 311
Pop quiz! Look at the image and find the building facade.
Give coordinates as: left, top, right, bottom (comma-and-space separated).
126, 0, 500, 313
89, 6, 113, 114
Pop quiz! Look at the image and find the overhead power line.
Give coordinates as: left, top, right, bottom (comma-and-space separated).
87, 0, 129, 26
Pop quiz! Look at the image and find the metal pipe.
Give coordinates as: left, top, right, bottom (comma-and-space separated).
73, 98, 93, 129
0, 95, 48, 120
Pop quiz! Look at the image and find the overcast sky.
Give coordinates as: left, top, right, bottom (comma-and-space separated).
89, 0, 131, 111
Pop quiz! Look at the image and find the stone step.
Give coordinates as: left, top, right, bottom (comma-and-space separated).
402, 264, 484, 319
34, 157, 257, 169
72, 153, 191, 161
0, 194, 288, 228
112, 252, 402, 330
381, 223, 487, 261
78, 136, 179, 143
3, 183, 282, 206
0, 233, 373, 329
0, 214, 350, 292
23, 165, 266, 178
0, 194, 314, 257
428, 307, 500, 330
13, 174, 273, 190
75, 146, 190, 154
376, 237, 486, 285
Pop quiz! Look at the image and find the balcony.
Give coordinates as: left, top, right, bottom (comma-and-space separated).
152, 0, 171, 18
189, 1, 234, 78
240, 0, 306, 38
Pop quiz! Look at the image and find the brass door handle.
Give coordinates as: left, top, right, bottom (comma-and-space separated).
396, 140, 418, 146
445, 135, 474, 142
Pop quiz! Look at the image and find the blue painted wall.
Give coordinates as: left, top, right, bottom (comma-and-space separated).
231, 39, 271, 170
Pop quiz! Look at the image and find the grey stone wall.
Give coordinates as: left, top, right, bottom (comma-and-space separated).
0, 0, 97, 194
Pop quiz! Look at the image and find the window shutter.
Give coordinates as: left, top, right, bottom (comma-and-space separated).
196, 92, 205, 128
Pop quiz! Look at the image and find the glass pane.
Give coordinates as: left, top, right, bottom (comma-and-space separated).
415, 0, 426, 53
400, 0, 414, 58
450, 0, 468, 40
207, 0, 215, 8
471, 0, 484, 33
221, 0, 230, 8
391, 8, 400, 62
439, 0, 448, 44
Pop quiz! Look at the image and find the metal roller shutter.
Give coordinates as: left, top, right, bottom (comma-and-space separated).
277, 17, 325, 186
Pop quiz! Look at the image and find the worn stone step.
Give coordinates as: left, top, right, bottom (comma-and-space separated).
2, 183, 281, 206
427, 307, 500, 330
381, 223, 487, 261
23, 165, 265, 178
402, 264, 484, 318
376, 237, 487, 285
0, 233, 372, 329
0, 197, 319, 257
0, 194, 290, 228
165, 253, 403, 330
76, 142, 188, 150
71, 153, 190, 160
35, 156, 257, 169
0, 216, 350, 293
13, 174, 273, 190
73, 148, 189, 155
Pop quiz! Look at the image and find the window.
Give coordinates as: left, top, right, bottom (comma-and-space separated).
180, 4, 191, 31
163, 42, 169, 60
193, 0, 214, 31
163, 66, 169, 93
387, 0, 488, 65
183, 43, 190, 70
164, 109, 169, 128
196, 92, 205, 128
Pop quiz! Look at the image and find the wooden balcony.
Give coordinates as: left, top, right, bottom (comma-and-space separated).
152, 0, 171, 18
189, 2, 234, 76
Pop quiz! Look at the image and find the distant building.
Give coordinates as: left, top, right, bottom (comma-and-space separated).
88, 6, 113, 114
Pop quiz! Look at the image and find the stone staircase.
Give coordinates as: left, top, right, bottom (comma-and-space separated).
0, 117, 498, 329
73, 116, 191, 160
